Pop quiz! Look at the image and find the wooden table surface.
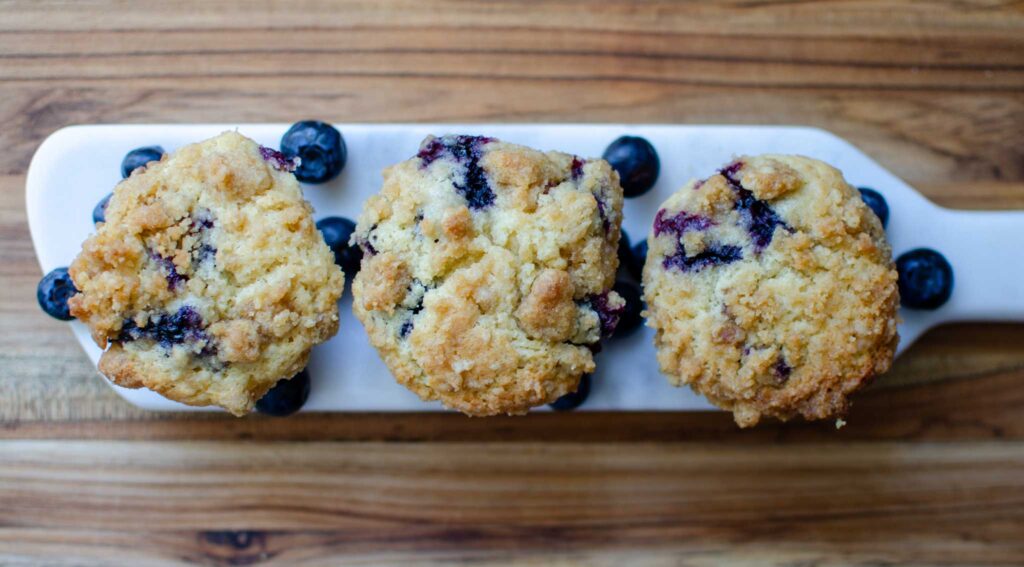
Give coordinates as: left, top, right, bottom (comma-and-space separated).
2, 1, 1023, 565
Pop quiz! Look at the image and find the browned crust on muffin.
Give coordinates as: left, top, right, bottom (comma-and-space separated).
351, 136, 623, 416
68, 132, 343, 415
644, 154, 899, 427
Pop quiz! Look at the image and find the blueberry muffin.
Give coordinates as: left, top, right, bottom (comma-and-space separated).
68, 131, 344, 415
643, 155, 899, 427
351, 135, 625, 416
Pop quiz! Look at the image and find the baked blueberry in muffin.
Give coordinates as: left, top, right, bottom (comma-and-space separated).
351, 135, 625, 416
643, 155, 899, 427
68, 132, 344, 415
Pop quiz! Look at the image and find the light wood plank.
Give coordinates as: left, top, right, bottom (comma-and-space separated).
0, 441, 1022, 565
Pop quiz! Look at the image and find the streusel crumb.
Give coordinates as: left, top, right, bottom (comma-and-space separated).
643, 155, 899, 427
351, 135, 624, 416
69, 131, 344, 415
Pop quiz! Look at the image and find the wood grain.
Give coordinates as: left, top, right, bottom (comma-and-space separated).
1, 0, 1023, 564
1, 441, 1023, 566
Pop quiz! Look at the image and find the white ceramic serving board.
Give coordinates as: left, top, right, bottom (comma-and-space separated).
27, 124, 1024, 413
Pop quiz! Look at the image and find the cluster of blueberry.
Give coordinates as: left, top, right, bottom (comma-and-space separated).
36, 121, 354, 417
545, 137, 955, 411
35, 122, 956, 417
37, 145, 174, 322
261, 121, 356, 416
548, 136, 659, 411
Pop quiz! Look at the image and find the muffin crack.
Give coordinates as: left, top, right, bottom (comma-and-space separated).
68, 131, 344, 416
644, 154, 899, 427
353, 135, 624, 416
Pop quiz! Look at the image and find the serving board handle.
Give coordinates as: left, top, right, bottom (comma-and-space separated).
896, 205, 1024, 347
934, 209, 1024, 322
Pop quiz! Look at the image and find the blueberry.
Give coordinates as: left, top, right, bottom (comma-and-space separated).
629, 239, 648, 280
256, 369, 311, 417
721, 165, 788, 250
587, 291, 625, 337
897, 248, 953, 310
734, 188, 787, 250
602, 136, 660, 198
316, 216, 362, 275
549, 374, 591, 411
280, 121, 347, 184
417, 135, 495, 210
149, 252, 187, 290
93, 193, 112, 224
571, 156, 585, 179
611, 280, 643, 338
37, 267, 77, 321
259, 146, 298, 172
121, 146, 164, 178
772, 357, 792, 382
653, 208, 715, 237
663, 243, 743, 273
858, 187, 889, 228
118, 306, 208, 349
399, 319, 414, 338
398, 286, 427, 339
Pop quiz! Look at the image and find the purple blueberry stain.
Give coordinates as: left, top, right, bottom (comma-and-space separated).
398, 282, 428, 339
359, 225, 379, 256
720, 160, 744, 179
357, 224, 379, 256
417, 135, 496, 210
585, 290, 625, 337
720, 163, 790, 250
398, 319, 414, 338
118, 305, 213, 354
398, 297, 425, 339
653, 200, 737, 274
732, 187, 789, 250
150, 251, 187, 291
458, 159, 493, 209
191, 209, 215, 231
259, 145, 299, 173
358, 238, 378, 256
188, 210, 217, 265
742, 348, 792, 387
772, 356, 792, 383
595, 195, 610, 233
416, 137, 451, 166
757, 355, 792, 387
571, 157, 585, 180
663, 244, 743, 273
196, 244, 217, 264
653, 208, 715, 237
